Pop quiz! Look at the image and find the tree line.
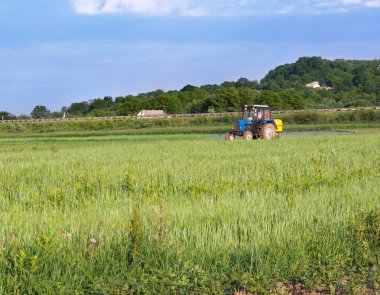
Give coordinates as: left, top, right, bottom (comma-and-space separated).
1, 57, 380, 119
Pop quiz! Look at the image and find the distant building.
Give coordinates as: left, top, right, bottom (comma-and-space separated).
305, 81, 332, 90
137, 110, 165, 117
305, 81, 321, 89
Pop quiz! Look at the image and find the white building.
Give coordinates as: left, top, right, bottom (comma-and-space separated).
305, 81, 321, 89
137, 110, 165, 117
305, 81, 332, 90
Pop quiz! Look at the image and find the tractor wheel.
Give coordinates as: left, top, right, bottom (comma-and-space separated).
260, 123, 276, 140
224, 133, 234, 141
243, 131, 253, 141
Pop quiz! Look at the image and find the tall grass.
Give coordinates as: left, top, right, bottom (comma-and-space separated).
0, 133, 379, 293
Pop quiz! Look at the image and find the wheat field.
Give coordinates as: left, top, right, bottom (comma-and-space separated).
0, 132, 379, 294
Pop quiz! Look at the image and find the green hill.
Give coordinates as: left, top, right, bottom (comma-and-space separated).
260, 57, 380, 107
56, 57, 380, 116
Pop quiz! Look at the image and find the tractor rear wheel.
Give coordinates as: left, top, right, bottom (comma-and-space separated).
243, 131, 253, 141
224, 133, 234, 141
260, 123, 276, 140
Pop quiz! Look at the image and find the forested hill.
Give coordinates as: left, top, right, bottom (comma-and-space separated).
261, 57, 380, 94
2, 57, 380, 119
55, 57, 380, 117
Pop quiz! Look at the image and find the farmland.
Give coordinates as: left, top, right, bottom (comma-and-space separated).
0, 130, 379, 294
1, 108, 380, 138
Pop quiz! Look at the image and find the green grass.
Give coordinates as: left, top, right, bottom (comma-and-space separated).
0, 109, 379, 139
0, 131, 379, 294
1, 122, 380, 140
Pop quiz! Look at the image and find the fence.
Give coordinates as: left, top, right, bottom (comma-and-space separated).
1, 106, 380, 123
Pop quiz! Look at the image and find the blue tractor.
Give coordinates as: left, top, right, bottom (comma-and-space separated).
225, 105, 283, 141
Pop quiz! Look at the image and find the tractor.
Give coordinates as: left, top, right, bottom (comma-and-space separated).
225, 105, 283, 141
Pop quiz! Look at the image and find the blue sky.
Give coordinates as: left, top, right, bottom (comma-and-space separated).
0, 0, 380, 114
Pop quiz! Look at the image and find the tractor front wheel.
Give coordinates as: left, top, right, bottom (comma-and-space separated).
243, 131, 253, 141
224, 133, 235, 141
260, 123, 276, 140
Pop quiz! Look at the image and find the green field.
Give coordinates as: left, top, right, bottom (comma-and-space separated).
0, 130, 379, 294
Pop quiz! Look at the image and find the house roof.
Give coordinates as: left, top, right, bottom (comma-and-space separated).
137, 110, 165, 116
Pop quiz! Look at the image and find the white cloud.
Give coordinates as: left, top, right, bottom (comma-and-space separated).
299, 0, 380, 12
340, 0, 363, 4
72, 0, 103, 14
70, 0, 380, 15
71, 0, 204, 15
277, 5, 296, 14
339, 0, 380, 6
364, 0, 380, 7
180, 7, 206, 16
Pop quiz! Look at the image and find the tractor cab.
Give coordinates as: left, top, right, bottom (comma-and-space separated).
242, 105, 270, 121
235, 105, 271, 133
226, 104, 283, 141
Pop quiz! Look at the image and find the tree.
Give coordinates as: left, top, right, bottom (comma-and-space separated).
180, 84, 197, 92
31, 105, 51, 119
67, 101, 89, 116
118, 99, 144, 116
206, 87, 240, 112
200, 84, 219, 94
153, 92, 183, 114
236, 77, 259, 89
0, 111, 16, 120
238, 87, 258, 106
88, 97, 113, 112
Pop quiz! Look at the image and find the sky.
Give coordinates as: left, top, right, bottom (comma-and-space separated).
0, 0, 380, 114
